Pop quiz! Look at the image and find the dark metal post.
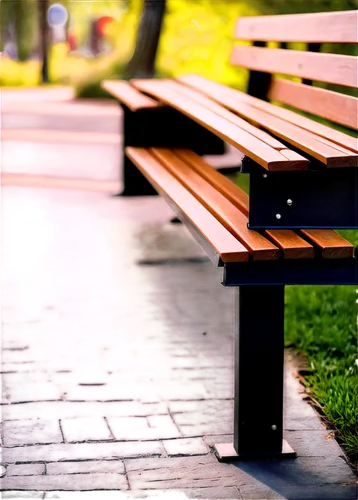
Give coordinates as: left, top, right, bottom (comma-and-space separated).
247, 41, 271, 100
215, 285, 295, 460
302, 43, 321, 86
119, 105, 225, 196
120, 107, 158, 196
235, 285, 284, 455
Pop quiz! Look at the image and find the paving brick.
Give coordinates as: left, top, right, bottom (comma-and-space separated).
204, 382, 233, 399
173, 412, 230, 428
157, 382, 210, 401
163, 438, 208, 457
126, 455, 256, 490
104, 356, 233, 372
284, 399, 320, 419
203, 435, 233, 446
61, 417, 113, 442
41, 355, 101, 373
172, 367, 234, 383
1, 401, 168, 421
0, 473, 128, 490
238, 485, 286, 500
1, 492, 45, 499
176, 487, 241, 499
2, 440, 162, 463
109, 368, 182, 383
1, 372, 50, 384
6, 463, 45, 476
128, 487, 241, 499
1, 342, 30, 352
74, 369, 108, 386
0, 362, 39, 374
169, 400, 233, 415
1, 350, 35, 365
2, 382, 61, 403
107, 415, 181, 441
284, 430, 344, 457
64, 384, 161, 403
2, 419, 63, 446
179, 423, 232, 437
0, 383, 10, 405
46, 460, 125, 475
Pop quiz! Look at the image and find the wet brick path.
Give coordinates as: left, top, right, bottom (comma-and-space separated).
0, 92, 355, 498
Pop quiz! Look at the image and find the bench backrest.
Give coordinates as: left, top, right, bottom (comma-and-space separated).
232, 10, 358, 130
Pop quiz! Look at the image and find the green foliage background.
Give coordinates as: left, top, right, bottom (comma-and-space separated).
1, 0, 356, 88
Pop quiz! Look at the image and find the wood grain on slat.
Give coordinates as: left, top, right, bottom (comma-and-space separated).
165, 80, 309, 167
310, 135, 357, 156
126, 147, 249, 263
131, 79, 308, 171
175, 149, 314, 260
235, 10, 358, 44
174, 149, 250, 215
269, 78, 358, 131
163, 80, 286, 151
265, 230, 314, 260
194, 93, 356, 166
179, 145, 353, 260
230, 46, 358, 88
178, 74, 358, 160
301, 230, 354, 259
101, 80, 161, 111
150, 148, 280, 261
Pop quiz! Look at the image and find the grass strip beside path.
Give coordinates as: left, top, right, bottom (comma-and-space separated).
285, 281, 358, 463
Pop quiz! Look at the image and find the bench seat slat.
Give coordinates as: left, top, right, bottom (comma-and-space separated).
231, 46, 358, 89
125, 147, 249, 264
226, 103, 357, 167
163, 80, 302, 155
300, 230, 354, 259
173, 150, 354, 261
178, 75, 358, 154
165, 80, 282, 150
176, 76, 357, 166
150, 148, 280, 261
127, 146, 354, 261
131, 79, 308, 171
170, 79, 356, 166
101, 80, 161, 111
174, 149, 315, 260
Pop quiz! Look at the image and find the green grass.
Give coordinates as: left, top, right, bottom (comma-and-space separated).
285, 285, 358, 463
235, 174, 358, 463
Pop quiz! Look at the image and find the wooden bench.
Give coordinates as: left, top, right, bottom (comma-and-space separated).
102, 9, 358, 460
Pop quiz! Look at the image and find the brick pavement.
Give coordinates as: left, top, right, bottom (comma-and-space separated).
0, 90, 356, 499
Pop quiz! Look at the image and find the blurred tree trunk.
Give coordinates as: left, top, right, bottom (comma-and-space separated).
38, 0, 49, 83
124, 0, 166, 79
0, 0, 35, 60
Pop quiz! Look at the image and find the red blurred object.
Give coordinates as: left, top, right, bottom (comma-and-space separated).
97, 16, 114, 36
68, 31, 77, 51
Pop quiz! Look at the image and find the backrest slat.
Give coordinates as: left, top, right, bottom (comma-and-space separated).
269, 78, 358, 130
230, 46, 358, 88
235, 10, 358, 44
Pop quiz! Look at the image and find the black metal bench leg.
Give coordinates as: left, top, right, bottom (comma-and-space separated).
116, 105, 226, 196
214, 285, 296, 461
117, 107, 159, 197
